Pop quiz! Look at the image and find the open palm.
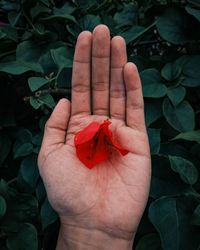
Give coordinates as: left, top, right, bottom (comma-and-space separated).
38, 25, 151, 243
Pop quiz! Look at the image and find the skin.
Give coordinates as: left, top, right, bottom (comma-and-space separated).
38, 25, 151, 250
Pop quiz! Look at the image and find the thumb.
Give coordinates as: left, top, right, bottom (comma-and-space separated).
40, 98, 71, 151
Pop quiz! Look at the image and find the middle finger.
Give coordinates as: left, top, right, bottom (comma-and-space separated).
92, 25, 110, 116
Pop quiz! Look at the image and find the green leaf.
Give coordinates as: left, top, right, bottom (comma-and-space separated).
57, 67, 72, 88
156, 7, 188, 44
14, 143, 33, 159
30, 94, 55, 109
167, 86, 186, 106
148, 128, 161, 154
169, 156, 198, 185
113, 3, 138, 28
186, 4, 200, 22
144, 99, 163, 127
161, 62, 182, 81
32, 133, 43, 146
30, 3, 51, 19
141, 69, 167, 98
53, 2, 75, 16
150, 155, 188, 199
28, 77, 49, 92
6, 223, 38, 250
16, 41, 43, 62
41, 2, 76, 23
0, 61, 43, 74
191, 204, 200, 225
30, 96, 42, 109
1, 190, 38, 232
40, 198, 58, 230
187, 0, 200, 8
0, 131, 11, 165
39, 94, 55, 109
149, 196, 200, 250
0, 26, 18, 41
75, 0, 97, 10
50, 47, 73, 69
120, 26, 145, 44
136, 233, 162, 250
19, 154, 39, 189
36, 180, 46, 203
8, 11, 21, 26
163, 98, 195, 132
172, 130, 200, 144
78, 15, 101, 31
0, 195, 7, 218
181, 56, 200, 87
160, 142, 188, 158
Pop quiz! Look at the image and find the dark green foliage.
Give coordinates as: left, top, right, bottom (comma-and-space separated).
0, 0, 200, 249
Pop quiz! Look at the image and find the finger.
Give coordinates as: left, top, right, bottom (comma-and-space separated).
71, 31, 92, 116
41, 98, 71, 149
124, 63, 146, 132
92, 25, 110, 116
110, 36, 127, 121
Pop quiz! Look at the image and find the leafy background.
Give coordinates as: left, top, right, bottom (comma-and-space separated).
0, 0, 200, 249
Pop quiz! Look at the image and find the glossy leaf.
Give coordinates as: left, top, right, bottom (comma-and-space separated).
149, 196, 200, 250
172, 130, 200, 144
186, 4, 200, 22
0, 61, 43, 74
161, 62, 182, 81
78, 15, 101, 31
169, 156, 198, 185
181, 56, 200, 87
141, 69, 167, 98
28, 77, 49, 92
19, 154, 39, 189
148, 128, 161, 154
144, 99, 163, 127
156, 7, 188, 44
14, 143, 33, 159
40, 198, 58, 230
30, 94, 55, 110
150, 155, 188, 199
191, 204, 200, 226
167, 86, 186, 106
6, 223, 38, 250
163, 98, 195, 132
114, 3, 138, 27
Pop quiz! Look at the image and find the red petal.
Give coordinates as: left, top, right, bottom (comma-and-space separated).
76, 133, 109, 169
101, 120, 129, 156
74, 120, 129, 169
74, 122, 100, 146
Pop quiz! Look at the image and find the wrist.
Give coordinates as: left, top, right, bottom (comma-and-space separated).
56, 223, 134, 250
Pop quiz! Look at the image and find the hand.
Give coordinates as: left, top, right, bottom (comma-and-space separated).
38, 25, 151, 250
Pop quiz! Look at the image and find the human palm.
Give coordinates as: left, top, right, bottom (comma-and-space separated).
38, 25, 151, 241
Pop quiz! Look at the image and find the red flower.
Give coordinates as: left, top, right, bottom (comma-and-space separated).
74, 120, 129, 169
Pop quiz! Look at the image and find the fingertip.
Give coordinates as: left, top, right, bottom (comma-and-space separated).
111, 35, 126, 46
77, 30, 92, 41
93, 24, 110, 35
124, 62, 138, 74
124, 62, 141, 90
46, 98, 71, 129
57, 98, 70, 106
